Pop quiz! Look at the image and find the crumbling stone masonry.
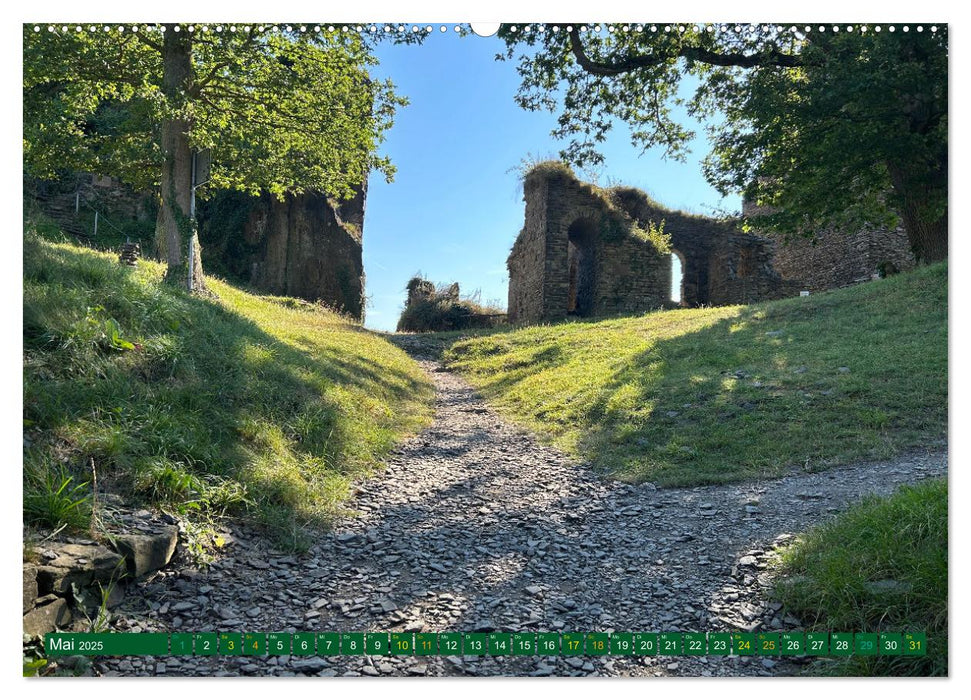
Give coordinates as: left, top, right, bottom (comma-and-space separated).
741, 201, 918, 292
507, 165, 796, 325
201, 185, 367, 321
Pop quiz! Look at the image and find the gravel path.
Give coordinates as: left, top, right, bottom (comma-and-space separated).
93, 358, 946, 677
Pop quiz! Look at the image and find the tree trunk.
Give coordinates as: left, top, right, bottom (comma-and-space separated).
887, 162, 948, 264
156, 25, 205, 291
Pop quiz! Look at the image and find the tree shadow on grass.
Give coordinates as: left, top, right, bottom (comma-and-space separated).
446, 286, 946, 490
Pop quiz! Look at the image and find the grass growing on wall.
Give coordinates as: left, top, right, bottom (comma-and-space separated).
445, 262, 947, 486
23, 231, 435, 549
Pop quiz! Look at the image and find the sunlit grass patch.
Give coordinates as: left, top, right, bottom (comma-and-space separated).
445, 263, 947, 485
23, 231, 435, 549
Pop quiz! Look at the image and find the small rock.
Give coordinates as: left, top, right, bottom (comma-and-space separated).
112, 527, 179, 578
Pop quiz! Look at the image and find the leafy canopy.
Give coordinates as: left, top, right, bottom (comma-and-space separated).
497, 24, 947, 237
24, 24, 410, 200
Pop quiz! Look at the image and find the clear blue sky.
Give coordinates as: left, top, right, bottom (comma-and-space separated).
362, 31, 740, 331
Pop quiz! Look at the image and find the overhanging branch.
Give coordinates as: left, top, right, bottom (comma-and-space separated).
567, 28, 804, 76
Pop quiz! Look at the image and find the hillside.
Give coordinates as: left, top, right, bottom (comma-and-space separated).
445, 263, 947, 486
23, 231, 435, 548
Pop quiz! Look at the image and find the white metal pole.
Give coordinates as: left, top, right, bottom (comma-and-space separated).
94, 211, 98, 238
188, 152, 196, 292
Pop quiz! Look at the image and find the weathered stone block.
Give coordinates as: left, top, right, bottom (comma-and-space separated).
23, 597, 72, 637
36, 544, 125, 595
23, 564, 38, 613
111, 527, 178, 578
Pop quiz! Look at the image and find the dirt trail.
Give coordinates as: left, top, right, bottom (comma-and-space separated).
95, 356, 945, 677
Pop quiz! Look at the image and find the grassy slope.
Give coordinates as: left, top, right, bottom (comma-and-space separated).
23, 233, 434, 547
774, 478, 947, 676
446, 263, 947, 486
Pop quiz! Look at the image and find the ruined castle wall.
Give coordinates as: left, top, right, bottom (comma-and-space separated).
593, 235, 671, 316
244, 192, 366, 320
508, 171, 669, 325
739, 200, 917, 293
200, 187, 366, 320
507, 177, 550, 324
612, 189, 795, 306
769, 227, 916, 293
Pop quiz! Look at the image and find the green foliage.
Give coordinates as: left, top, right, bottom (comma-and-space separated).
23, 24, 411, 202
23, 656, 49, 677
23, 229, 434, 547
445, 263, 947, 486
498, 24, 948, 260
23, 462, 93, 531
699, 28, 947, 253
773, 479, 947, 676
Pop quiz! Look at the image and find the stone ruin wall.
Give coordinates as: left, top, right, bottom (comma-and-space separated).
612, 188, 796, 307
25, 173, 157, 240
28, 173, 368, 321
740, 201, 917, 293
508, 168, 796, 325
201, 185, 367, 321
507, 176, 550, 324
241, 188, 366, 320
507, 171, 671, 324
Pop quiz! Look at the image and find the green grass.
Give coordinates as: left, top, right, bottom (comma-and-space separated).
773, 478, 947, 676
23, 230, 434, 549
445, 263, 947, 485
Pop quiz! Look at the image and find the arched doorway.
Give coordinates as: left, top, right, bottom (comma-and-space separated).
567, 219, 597, 316
670, 250, 685, 305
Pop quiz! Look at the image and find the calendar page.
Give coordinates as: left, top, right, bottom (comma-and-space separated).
20, 3, 950, 685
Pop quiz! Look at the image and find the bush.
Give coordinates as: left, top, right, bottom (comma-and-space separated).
397, 277, 506, 333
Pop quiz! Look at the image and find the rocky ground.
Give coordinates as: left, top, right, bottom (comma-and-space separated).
85, 357, 945, 678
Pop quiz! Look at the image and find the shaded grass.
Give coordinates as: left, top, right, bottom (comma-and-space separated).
23, 232, 435, 549
773, 478, 947, 676
445, 263, 947, 486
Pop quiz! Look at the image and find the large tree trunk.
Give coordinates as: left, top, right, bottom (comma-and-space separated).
887, 162, 948, 264
156, 25, 205, 291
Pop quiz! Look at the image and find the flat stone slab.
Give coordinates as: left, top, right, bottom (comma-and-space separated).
36, 543, 125, 595
23, 563, 38, 613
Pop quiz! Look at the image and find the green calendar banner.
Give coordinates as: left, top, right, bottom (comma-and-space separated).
44, 633, 168, 657
39, 630, 926, 658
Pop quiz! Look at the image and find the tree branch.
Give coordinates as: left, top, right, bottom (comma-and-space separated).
132, 28, 163, 53
567, 28, 804, 76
